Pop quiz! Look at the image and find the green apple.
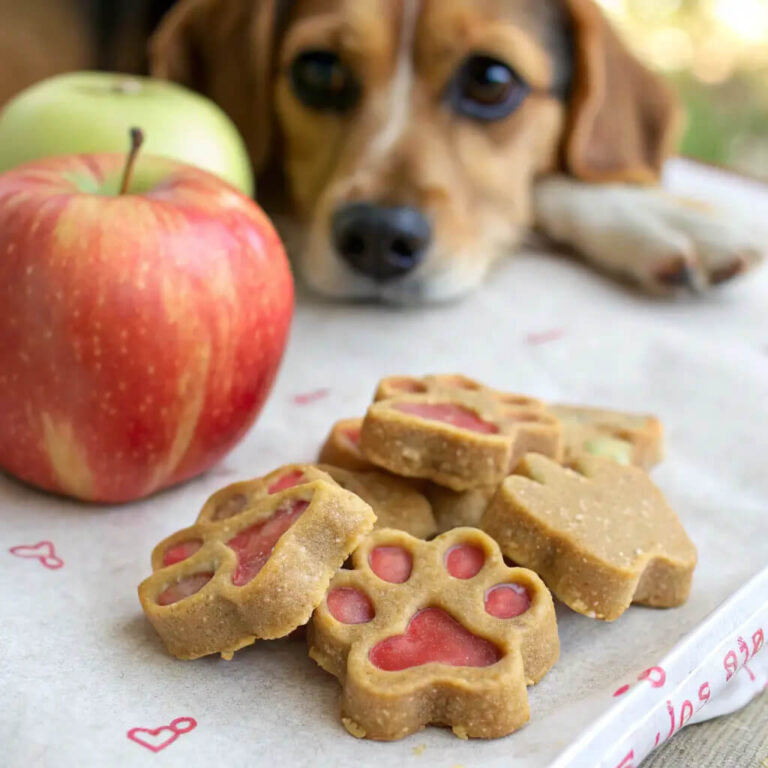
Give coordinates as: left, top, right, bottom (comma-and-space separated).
0, 71, 253, 196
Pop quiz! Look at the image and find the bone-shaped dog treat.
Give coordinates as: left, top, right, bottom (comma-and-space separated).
319, 418, 375, 472
482, 454, 696, 621
318, 464, 437, 539
139, 478, 375, 660
551, 404, 664, 470
361, 375, 562, 491
309, 527, 559, 741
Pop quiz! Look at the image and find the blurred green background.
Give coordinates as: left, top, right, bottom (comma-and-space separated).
597, 0, 768, 180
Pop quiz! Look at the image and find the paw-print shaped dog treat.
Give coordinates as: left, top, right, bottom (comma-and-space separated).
427, 484, 498, 533
319, 465, 437, 539
551, 404, 664, 470
482, 454, 696, 621
139, 478, 375, 660
197, 462, 434, 539
194, 464, 335, 526
374, 376, 563, 464
319, 418, 375, 472
361, 375, 562, 491
309, 528, 559, 741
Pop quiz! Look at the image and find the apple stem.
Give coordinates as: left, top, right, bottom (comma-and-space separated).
119, 128, 145, 195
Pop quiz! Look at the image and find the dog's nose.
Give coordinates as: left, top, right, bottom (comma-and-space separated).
332, 203, 431, 281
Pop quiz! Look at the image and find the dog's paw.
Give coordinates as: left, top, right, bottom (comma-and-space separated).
534, 177, 767, 295
644, 197, 765, 293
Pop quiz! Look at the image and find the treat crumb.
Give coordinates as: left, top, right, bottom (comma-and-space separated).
452, 725, 469, 740
412, 744, 427, 756
342, 718, 367, 738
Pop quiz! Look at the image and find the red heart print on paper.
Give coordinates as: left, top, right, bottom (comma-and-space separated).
9, 541, 63, 569
127, 717, 197, 753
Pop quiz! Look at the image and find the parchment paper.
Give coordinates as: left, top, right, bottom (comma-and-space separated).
2, 160, 767, 767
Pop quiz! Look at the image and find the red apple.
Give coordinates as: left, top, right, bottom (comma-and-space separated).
0, 134, 293, 503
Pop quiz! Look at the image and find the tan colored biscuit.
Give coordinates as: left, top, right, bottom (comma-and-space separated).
139, 479, 375, 660
318, 418, 430, 493
361, 378, 562, 491
318, 418, 375, 472
427, 483, 498, 533
195, 464, 335, 525
361, 391, 511, 492
374, 374, 563, 459
481, 454, 696, 621
426, 404, 662, 529
198, 461, 435, 539
374, 374, 486, 401
318, 464, 437, 539
551, 404, 664, 470
309, 527, 559, 741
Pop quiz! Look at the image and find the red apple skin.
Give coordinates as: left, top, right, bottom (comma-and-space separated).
0, 154, 293, 503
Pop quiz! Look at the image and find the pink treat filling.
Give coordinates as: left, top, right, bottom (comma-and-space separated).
484, 583, 531, 619
445, 545, 485, 579
162, 539, 203, 567
369, 546, 413, 583
267, 470, 306, 494
343, 427, 362, 446
157, 573, 214, 606
370, 607, 502, 671
327, 587, 375, 624
227, 499, 310, 586
393, 402, 499, 434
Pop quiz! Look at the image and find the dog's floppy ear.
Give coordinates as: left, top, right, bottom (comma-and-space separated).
562, 0, 682, 185
150, 0, 288, 174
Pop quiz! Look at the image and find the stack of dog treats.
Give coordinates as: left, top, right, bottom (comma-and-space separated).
138, 374, 697, 742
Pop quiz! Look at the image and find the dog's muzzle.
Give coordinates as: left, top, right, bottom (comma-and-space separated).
332, 202, 432, 282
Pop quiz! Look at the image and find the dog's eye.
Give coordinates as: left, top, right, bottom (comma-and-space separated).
449, 55, 530, 122
290, 50, 360, 112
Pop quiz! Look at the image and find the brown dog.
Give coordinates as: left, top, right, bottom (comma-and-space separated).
0, 0, 92, 108
148, 0, 764, 303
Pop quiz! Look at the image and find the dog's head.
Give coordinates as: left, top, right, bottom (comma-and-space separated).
152, 0, 679, 303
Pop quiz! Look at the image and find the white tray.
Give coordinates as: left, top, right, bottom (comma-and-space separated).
2, 159, 767, 766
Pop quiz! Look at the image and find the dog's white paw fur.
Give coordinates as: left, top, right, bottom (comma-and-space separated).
534, 176, 766, 294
